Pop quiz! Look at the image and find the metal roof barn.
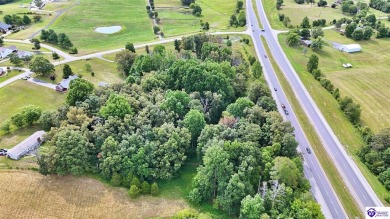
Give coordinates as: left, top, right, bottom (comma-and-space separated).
7, 130, 45, 160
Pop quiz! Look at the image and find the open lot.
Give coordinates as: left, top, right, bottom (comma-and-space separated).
49, 0, 155, 55
278, 31, 390, 203
0, 80, 64, 124
0, 170, 188, 218
263, 0, 389, 29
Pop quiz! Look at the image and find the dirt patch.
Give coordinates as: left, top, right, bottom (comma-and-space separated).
0, 170, 188, 219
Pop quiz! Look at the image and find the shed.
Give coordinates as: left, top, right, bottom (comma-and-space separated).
339, 44, 361, 53
301, 40, 312, 47
0, 22, 11, 33
7, 130, 45, 160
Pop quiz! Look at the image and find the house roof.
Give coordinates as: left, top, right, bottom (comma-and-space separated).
7, 130, 45, 160
7, 46, 17, 51
343, 44, 361, 50
0, 22, 11, 30
58, 75, 78, 89
17, 50, 32, 58
302, 40, 312, 45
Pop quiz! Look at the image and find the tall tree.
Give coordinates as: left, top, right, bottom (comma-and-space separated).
239, 194, 265, 219
252, 61, 263, 78
115, 50, 137, 76
29, 57, 55, 76
306, 54, 319, 73
21, 105, 42, 125
62, 64, 73, 79
183, 109, 206, 147
125, 42, 136, 53
66, 78, 94, 106
300, 16, 310, 28
99, 93, 133, 118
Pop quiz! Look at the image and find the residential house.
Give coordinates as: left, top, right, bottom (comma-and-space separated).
17, 50, 32, 59
56, 75, 78, 92
0, 47, 13, 59
0, 22, 11, 33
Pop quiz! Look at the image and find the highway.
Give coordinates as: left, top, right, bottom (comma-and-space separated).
245, 0, 346, 218
249, 0, 383, 214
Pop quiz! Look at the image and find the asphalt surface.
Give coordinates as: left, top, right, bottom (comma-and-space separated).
251, 0, 382, 214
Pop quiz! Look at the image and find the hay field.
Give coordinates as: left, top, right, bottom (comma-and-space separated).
0, 170, 187, 218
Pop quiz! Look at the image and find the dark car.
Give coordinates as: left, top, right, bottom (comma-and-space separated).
264, 55, 267, 58
274, 87, 277, 91
284, 109, 289, 115
0, 151, 6, 156
306, 147, 312, 154
261, 29, 265, 32
281, 103, 286, 109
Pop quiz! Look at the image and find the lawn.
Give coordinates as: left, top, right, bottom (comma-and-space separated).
0, 70, 25, 83
278, 32, 390, 204
47, 58, 124, 85
0, 170, 188, 218
158, 8, 201, 37
0, 80, 64, 124
263, 0, 389, 29
49, 0, 155, 55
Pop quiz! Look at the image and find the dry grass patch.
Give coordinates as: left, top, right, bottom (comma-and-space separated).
0, 170, 188, 218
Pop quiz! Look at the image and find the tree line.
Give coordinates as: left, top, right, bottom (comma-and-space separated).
34, 33, 323, 218
40, 29, 74, 50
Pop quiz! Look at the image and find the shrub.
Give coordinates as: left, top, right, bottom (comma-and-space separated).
151, 182, 159, 195
111, 172, 122, 186
128, 185, 140, 198
141, 181, 151, 194
131, 177, 141, 188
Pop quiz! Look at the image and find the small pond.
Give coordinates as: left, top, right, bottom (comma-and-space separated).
94, 26, 122, 34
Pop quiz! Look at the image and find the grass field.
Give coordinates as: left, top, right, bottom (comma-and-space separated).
0, 70, 24, 83
277, 32, 390, 204
261, 36, 362, 218
42, 58, 124, 85
158, 8, 201, 36
0, 80, 64, 124
0, 170, 188, 218
263, 0, 389, 29
49, 0, 155, 55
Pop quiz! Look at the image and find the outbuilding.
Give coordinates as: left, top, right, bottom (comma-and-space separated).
7, 130, 45, 160
339, 44, 361, 53
0, 22, 12, 33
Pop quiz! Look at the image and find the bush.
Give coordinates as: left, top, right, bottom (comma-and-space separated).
1, 120, 11, 133
141, 181, 151, 194
128, 185, 140, 198
111, 172, 122, 186
91, 72, 95, 77
131, 177, 141, 188
151, 182, 159, 195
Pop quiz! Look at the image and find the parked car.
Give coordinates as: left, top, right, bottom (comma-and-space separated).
0, 149, 7, 152
261, 29, 265, 32
281, 103, 286, 109
274, 87, 277, 91
284, 109, 289, 115
21, 76, 30, 80
306, 147, 312, 154
0, 151, 6, 156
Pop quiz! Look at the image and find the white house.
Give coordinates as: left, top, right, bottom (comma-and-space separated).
0, 47, 13, 59
7, 130, 45, 160
17, 50, 32, 59
339, 44, 361, 53
56, 75, 78, 92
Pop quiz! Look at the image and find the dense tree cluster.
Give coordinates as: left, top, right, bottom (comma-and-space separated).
0, 0, 15, 5
230, 0, 246, 27
4, 14, 31, 25
370, 0, 390, 13
1, 105, 42, 133
40, 29, 73, 49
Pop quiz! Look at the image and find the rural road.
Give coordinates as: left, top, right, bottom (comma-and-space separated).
246, 0, 345, 218
255, 0, 382, 213
0, 67, 31, 88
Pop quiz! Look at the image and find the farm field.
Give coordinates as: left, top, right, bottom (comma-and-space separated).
278, 32, 390, 203
49, 0, 155, 55
263, 0, 389, 29
0, 80, 64, 124
0, 170, 188, 218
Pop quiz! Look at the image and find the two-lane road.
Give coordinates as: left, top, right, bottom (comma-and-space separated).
252, 0, 382, 213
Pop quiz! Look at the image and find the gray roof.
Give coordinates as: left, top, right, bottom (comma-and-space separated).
58, 75, 78, 89
7, 130, 45, 160
0, 22, 11, 30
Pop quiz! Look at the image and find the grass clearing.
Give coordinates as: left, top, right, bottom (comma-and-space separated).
0, 170, 188, 218
0, 80, 64, 124
50, 0, 155, 55
158, 8, 201, 36
277, 33, 390, 204
261, 36, 362, 218
0, 70, 24, 83
263, 0, 388, 29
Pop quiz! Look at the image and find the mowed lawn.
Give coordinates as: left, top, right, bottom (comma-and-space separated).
155, 0, 239, 36
0, 170, 188, 218
279, 30, 390, 133
0, 80, 64, 124
50, 0, 155, 54
263, 0, 388, 29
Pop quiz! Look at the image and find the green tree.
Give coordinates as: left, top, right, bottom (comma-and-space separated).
100, 93, 133, 119
33, 15, 42, 23
22, 15, 31, 25
11, 113, 24, 128
62, 64, 73, 79
311, 27, 324, 39
115, 50, 137, 76
174, 39, 181, 52
111, 172, 122, 186
363, 26, 373, 40
66, 78, 94, 106
131, 177, 142, 188
1, 119, 11, 133
352, 29, 363, 40
270, 156, 300, 189
0, 38, 3, 46
29, 57, 55, 76
128, 185, 140, 198
125, 42, 136, 53
9, 53, 22, 66
21, 105, 42, 125
311, 37, 323, 52
153, 44, 165, 55
181, 0, 194, 6
38, 109, 57, 130
239, 194, 265, 219
141, 181, 151, 194
285, 32, 300, 47
227, 97, 255, 118
300, 16, 310, 28
345, 22, 357, 38
306, 54, 319, 73
151, 182, 159, 195
252, 60, 262, 78
161, 90, 191, 118
183, 109, 206, 146
238, 11, 246, 26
